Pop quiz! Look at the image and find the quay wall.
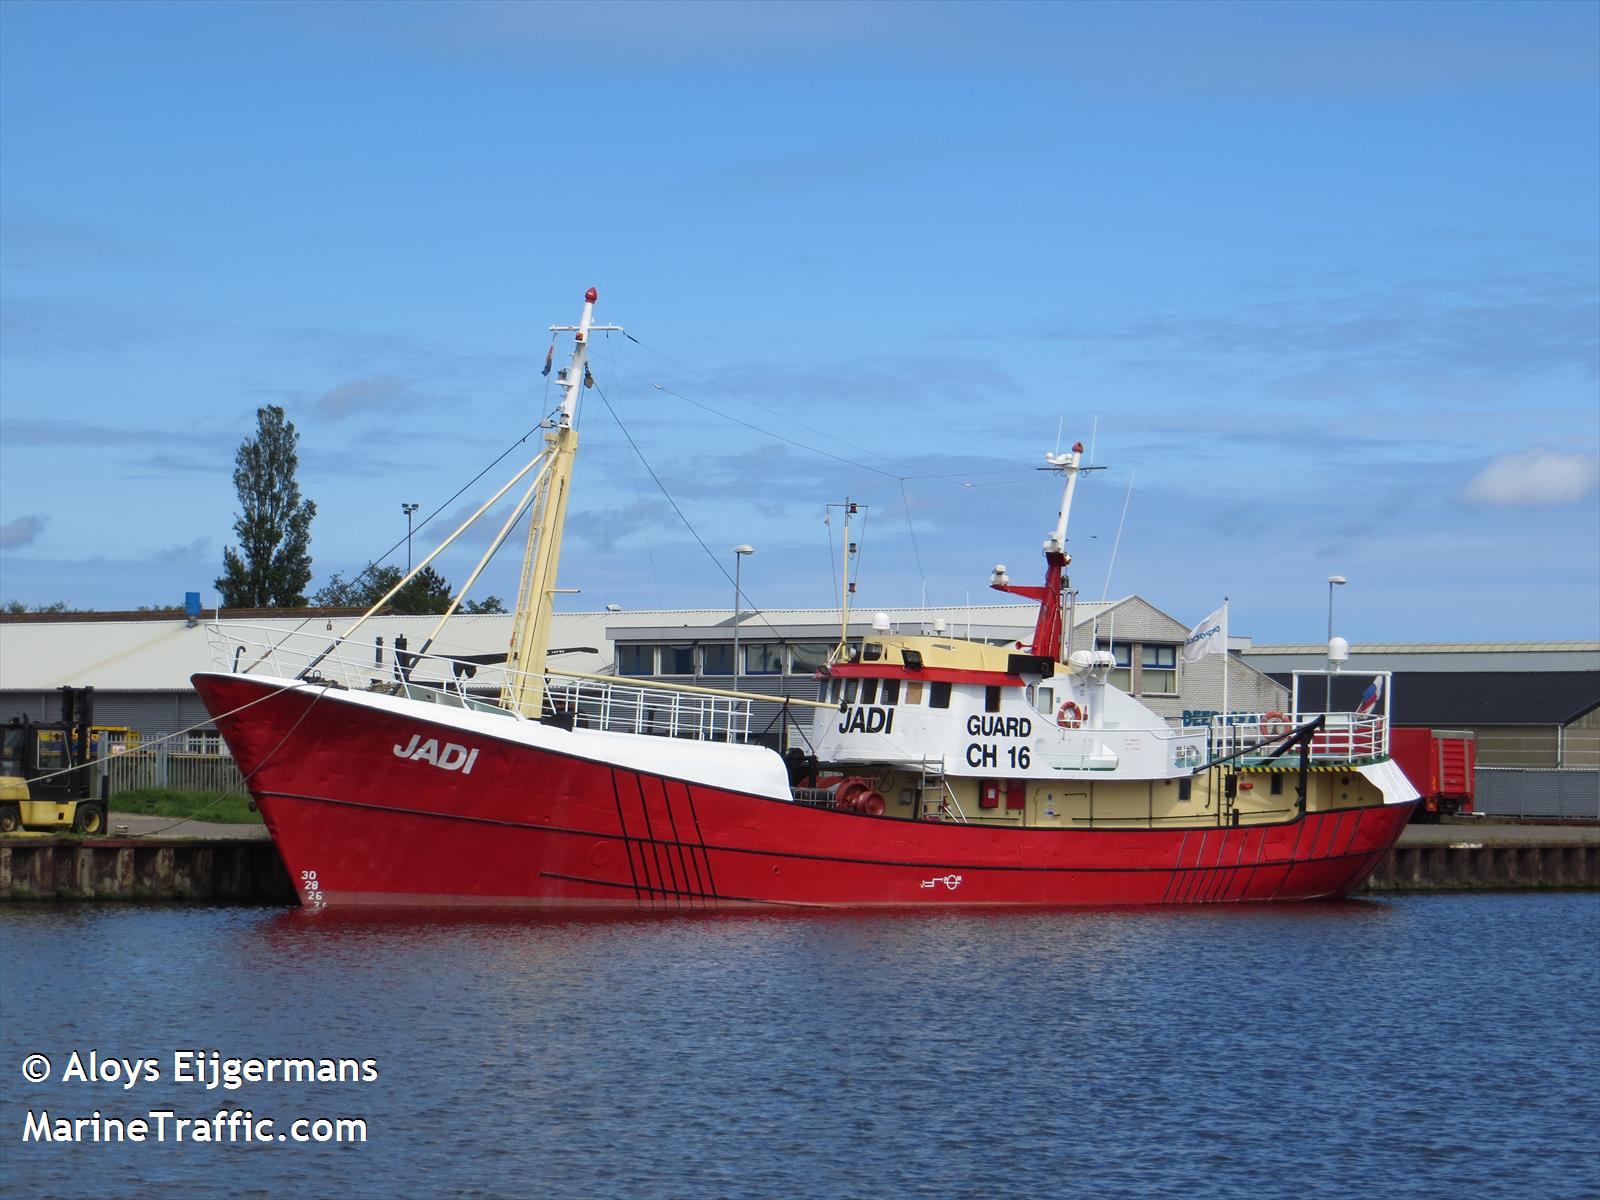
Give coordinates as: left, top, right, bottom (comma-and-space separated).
1, 830, 1595, 902
0, 837, 295, 903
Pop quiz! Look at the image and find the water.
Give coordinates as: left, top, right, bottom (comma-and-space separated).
2, 895, 1597, 1200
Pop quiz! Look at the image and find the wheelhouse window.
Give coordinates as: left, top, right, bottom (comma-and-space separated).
659, 644, 695, 675
930, 681, 952, 709
701, 644, 734, 675
984, 685, 1002, 713
844, 679, 860, 704
905, 681, 924, 706
880, 679, 900, 706
861, 679, 879, 705
789, 643, 831, 676
618, 645, 654, 676
744, 643, 784, 675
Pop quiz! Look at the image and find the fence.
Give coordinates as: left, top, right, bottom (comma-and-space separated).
1475, 767, 1600, 820
102, 747, 243, 798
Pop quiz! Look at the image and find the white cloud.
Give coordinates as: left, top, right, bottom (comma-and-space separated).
1462, 447, 1600, 507
316, 375, 414, 420
0, 515, 48, 549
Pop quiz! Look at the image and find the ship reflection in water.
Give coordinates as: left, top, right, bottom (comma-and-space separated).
3, 895, 1595, 1200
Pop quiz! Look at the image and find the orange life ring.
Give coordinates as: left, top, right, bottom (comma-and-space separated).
1258, 711, 1291, 739
1056, 699, 1084, 729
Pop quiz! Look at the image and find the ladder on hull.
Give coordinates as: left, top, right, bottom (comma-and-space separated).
917, 759, 966, 823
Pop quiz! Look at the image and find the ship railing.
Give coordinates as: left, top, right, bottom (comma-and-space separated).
1191, 711, 1390, 766
204, 622, 752, 743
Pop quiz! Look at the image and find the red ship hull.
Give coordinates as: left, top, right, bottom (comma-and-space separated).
196, 674, 1414, 909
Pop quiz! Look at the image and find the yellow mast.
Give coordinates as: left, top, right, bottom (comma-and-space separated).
503, 287, 621, 717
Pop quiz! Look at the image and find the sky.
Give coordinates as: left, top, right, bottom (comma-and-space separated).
1, 0, 1596, 645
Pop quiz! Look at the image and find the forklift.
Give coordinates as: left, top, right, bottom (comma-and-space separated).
0, 687, 109, 835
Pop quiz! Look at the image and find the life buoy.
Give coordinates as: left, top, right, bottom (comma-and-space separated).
1258, 711, 1291, 739
1056, 699, 1084, 729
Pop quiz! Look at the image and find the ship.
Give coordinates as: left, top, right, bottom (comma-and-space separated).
193, 287, 1418, 908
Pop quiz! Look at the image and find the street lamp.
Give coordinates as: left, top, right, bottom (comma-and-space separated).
401, 503, 420, 572
1326, 575, 1347, 712
732, 545, 755, 692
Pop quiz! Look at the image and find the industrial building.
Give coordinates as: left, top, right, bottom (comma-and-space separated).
0, 596, 1284, 752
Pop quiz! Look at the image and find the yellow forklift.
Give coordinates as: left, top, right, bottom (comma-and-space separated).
0, 687, 109, 835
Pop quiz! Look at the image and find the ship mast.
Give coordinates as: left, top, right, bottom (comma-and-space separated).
831, 499, 861, 663
503, 287, 622, 717
990, 441, 1094, 661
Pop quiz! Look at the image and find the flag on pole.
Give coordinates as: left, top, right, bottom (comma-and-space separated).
541, 344, 554, 377
1181, 603, 1226, 663
1356, 675, 1384, 715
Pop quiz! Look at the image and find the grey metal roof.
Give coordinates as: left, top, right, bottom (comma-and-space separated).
0, 601, 1121, 693
612, 601, 1117, 644
1243, 642, 1600, 675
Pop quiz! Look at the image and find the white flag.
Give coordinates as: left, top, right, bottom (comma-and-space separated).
1181, 604, 1226, 663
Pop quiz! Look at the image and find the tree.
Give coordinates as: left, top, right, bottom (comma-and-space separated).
312, 563, 507, 615
216, 406, 316, 608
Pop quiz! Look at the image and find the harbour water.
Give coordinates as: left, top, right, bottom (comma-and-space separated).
2, 894, 1597, 1199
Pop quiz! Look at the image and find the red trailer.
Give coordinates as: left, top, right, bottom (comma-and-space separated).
1390, 727, 1476, 822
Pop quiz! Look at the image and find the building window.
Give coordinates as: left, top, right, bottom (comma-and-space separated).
744, 644, 784, 675
1141, 644, 1177, 695
618, 645, 653, 676
659, 644, 695, 675
881, 679, 900, 706
701, 643, 734, 675
186, 730, 222, 755
930, 681, 952, 709
789, 643, 831, 676
1101, 642, 1132, 691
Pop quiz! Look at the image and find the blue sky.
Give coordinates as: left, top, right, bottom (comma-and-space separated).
1, 0, 1596, 643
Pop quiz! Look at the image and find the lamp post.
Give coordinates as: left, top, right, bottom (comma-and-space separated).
1326, 574, 1346, 712
401, 503, 420, 572
732, 545, 755, 692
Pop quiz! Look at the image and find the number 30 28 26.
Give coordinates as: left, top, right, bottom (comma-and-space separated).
299, 869, 327, 909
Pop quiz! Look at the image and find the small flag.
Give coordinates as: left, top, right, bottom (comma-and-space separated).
583, 364, 594, 389
541, 345, 553, 377
1356, 675, 1384, 715
1180, 604, 1226, 663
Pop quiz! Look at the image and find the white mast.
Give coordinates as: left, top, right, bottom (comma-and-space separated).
503, 287, 622, 717
1042, 441, 1086, 556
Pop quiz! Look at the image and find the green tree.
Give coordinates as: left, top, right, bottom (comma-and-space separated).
3, 600, 70, 614
216, 406, 316, 608
313, 563, 506, 615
